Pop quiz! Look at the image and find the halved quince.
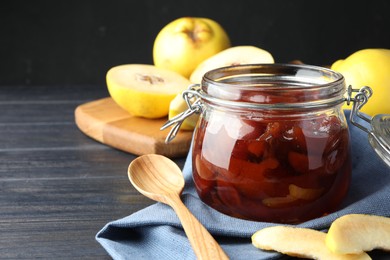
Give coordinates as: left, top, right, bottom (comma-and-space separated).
106, 64, 191, 119
189, 45, 274, 83
252, 226, 370, 260
326, 214, 390, 254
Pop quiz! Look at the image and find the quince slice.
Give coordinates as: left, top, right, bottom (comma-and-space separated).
252, 226, 371, 260
326, 214, 390, 254
289, 184, 324, 200
189, 45, 274, 83
262, 195, 297, 208
106, 64, 191, 119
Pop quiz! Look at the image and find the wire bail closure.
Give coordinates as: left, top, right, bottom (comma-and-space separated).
161, 83, 390, 166
162, 85, 375, 144
348, 85, 390, 167
347, 85, 373, 132
160, 84, 203, 143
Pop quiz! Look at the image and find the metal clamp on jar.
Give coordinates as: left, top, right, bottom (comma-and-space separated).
162, 64, 390, 223
347, 85, 390, 167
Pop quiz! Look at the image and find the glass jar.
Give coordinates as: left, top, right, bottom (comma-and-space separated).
183, 64, 352, 223
162, 63, 390, 224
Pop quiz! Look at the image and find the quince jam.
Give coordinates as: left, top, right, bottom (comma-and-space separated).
191, 64, 351, 223
192, 111, 351, 223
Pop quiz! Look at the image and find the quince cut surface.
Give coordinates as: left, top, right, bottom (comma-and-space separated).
252, 226, 370, 260
326, 214, 390, 254
106, 64, 191, 119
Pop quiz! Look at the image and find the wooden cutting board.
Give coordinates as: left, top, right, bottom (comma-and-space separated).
74, 97, 193, 158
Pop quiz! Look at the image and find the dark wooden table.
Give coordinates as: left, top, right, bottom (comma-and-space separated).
0, 85, 186, 258
2, 85, 389, 259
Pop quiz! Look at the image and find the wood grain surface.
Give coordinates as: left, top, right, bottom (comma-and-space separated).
75, 97, 193, 158
0, 85, 187, 259
1, 85, 388, 259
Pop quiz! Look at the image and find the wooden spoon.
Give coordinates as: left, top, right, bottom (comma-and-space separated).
128, 154, 229, 260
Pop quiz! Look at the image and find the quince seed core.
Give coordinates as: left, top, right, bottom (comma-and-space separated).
135, 73, 165, 85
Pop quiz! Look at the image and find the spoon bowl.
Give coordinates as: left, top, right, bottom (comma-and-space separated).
128, 154, 228, 260
128, 154, 185, 201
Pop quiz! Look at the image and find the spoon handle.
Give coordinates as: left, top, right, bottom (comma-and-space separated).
168, 194, 229, 260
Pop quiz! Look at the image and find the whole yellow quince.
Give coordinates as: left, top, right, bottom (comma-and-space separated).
331, 48, 390, 116
153, 17, 231, 78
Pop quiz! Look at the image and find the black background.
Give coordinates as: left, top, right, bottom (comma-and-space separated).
1, 0, 390, 86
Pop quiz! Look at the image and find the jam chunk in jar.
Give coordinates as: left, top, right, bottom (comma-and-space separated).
191, 64, 351, 223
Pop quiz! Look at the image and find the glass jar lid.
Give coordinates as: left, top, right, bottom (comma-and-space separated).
200, 63, 346, 110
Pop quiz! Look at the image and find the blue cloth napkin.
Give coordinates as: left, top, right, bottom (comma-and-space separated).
96, 111, 390, 260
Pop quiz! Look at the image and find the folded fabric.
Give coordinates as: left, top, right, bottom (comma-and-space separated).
96, 111, 390, 260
